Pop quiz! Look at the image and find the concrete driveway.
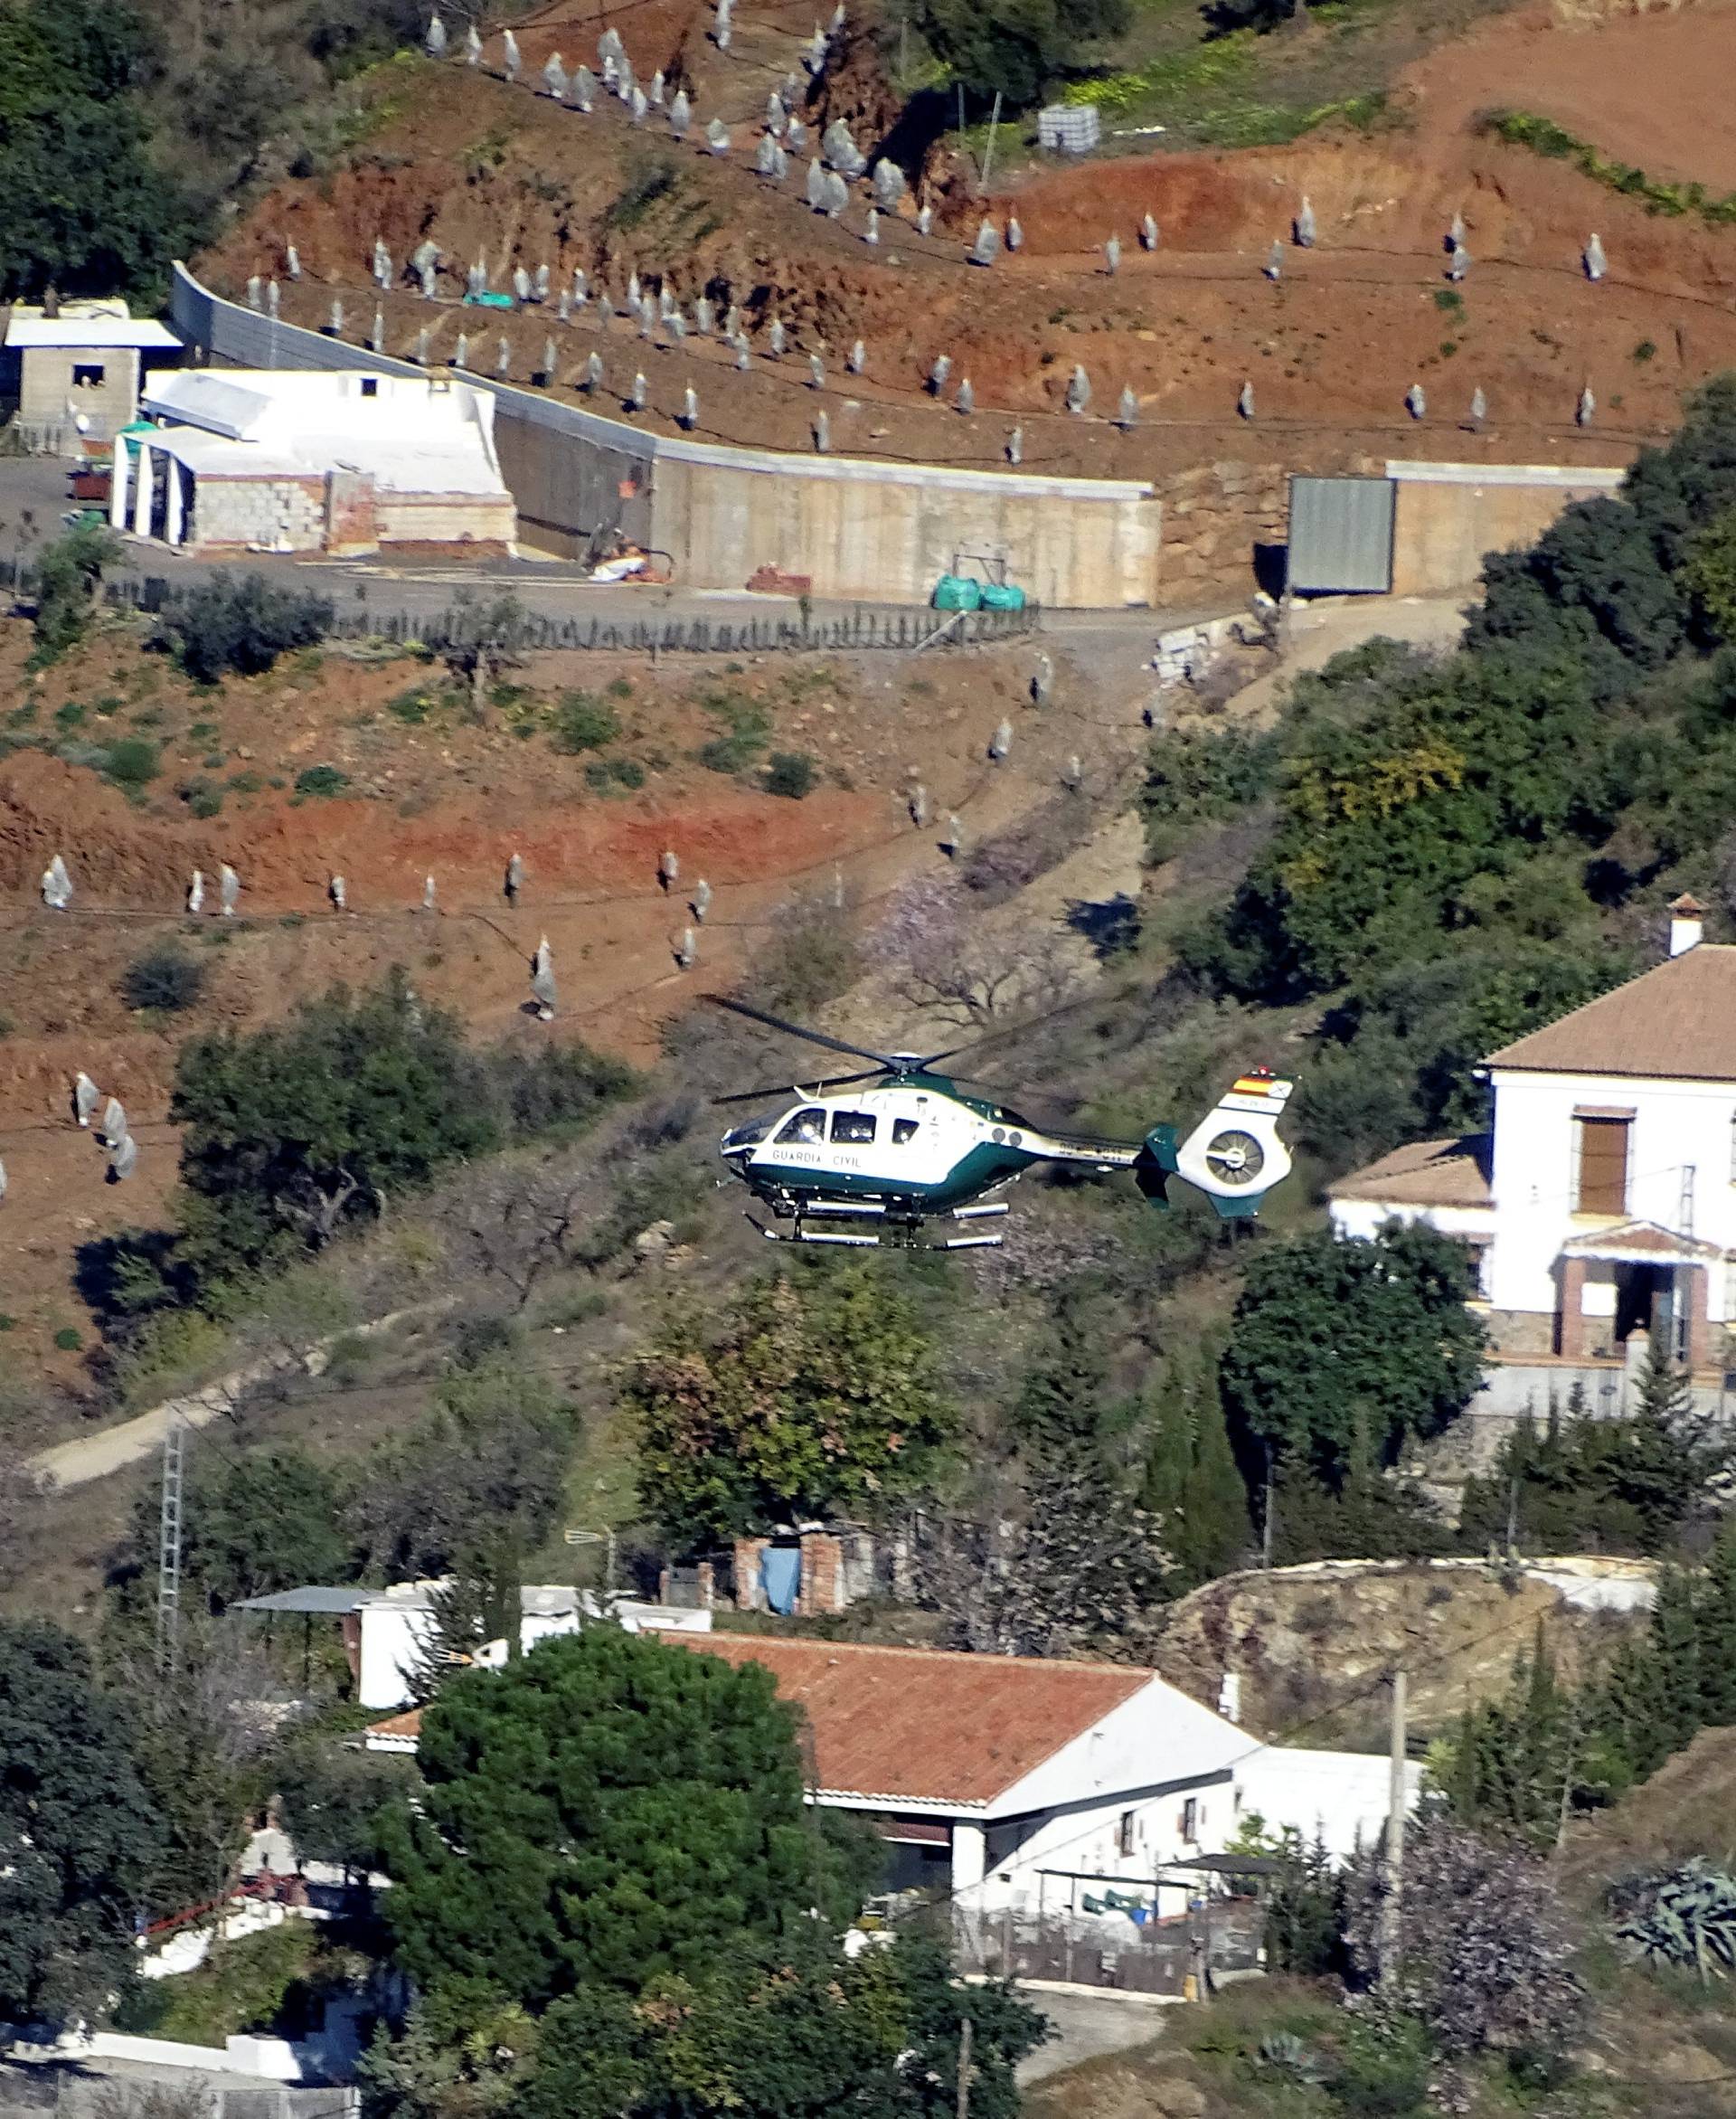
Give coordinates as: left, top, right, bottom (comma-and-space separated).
1017, 1988, 1175, 2085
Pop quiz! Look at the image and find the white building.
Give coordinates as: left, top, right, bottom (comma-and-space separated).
366, 1632, 1413, 1921
2, 301, 183, 448
117, 367, 516, 556
238, 1579, 712, 1710
1331, 902, 1736, 1421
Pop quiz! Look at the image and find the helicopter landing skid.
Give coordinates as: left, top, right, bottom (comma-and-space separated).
746, 1207, 1005, 1252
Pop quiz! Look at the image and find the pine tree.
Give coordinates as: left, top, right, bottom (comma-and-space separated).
1015, 1280, 1112, 1455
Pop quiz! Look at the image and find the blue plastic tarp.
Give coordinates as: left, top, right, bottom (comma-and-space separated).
760, 1546, 801, 1614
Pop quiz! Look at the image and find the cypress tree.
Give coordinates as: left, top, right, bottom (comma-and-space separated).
1696, 1521, 1736, 1725
1142, 1347, 1250, 1585
1015, 1281, 1112, 1456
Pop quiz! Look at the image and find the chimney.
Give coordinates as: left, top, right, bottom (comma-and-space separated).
1669, 893, 1706, 959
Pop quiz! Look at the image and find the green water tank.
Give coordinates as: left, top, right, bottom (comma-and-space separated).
931, 574, 983, 611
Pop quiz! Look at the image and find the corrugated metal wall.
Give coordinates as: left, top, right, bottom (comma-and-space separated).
1287, 475, 1395, 594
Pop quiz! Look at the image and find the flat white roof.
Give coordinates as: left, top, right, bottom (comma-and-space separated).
138, 366, 509, 498
5, 317, 182, 351
1384, 459, 1625, 488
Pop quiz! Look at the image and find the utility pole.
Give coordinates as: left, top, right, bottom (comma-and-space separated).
955, 2015, 973, 2119
981, 92, 1004, 190
1380, 1667, 1407, 1985
155, 1413, 185, 1678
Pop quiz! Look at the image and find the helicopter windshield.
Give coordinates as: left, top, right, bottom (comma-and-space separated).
776, 1107, 826, 1145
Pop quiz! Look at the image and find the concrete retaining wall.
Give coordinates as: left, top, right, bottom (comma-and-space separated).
651, 448, 1159, 608
170, 266, 1159, 606
1385, 460, 1626, 594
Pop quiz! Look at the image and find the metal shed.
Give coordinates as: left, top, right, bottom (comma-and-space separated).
1287, 474, 1395, 594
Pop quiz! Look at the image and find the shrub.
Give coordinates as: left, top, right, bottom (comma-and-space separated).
1617, 1859, 1736, 1982
583, 756, 647, 792
52, 1326, 83, 1351
103, 737, 161, 796
764, 750, 817, 799
294, 764, 350, 799
178, 776, 222, 818
121, 946, 207, 1015
33, 525, 117, 661
162, 574, 335, 683
694, 687, 770, 774
550, 691, 621, 753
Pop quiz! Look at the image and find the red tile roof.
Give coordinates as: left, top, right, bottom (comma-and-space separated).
1329, 1135, 1493, 1209
365, 1707, 423, 1741
364, 1636, 1155, 1809
1487, 945, 1736, 1081
675, 1634, 1149, 1807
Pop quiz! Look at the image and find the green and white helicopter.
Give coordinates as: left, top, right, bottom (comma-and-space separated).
710, 998, 1296, 1250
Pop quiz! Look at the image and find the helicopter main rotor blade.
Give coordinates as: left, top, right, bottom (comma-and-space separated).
705, 995, 896, 1071
713, 1069, 884, 1108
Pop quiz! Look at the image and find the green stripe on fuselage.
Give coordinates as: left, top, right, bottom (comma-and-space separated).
746, 1137, 1033, 1216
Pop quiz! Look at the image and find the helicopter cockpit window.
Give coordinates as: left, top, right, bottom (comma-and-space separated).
776, 1107, 826, 1145
830, 1112, 876, 1144
892, 1118, 920, 1146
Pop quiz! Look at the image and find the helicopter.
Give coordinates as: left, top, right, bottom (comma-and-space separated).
707, 997, 1296, 1249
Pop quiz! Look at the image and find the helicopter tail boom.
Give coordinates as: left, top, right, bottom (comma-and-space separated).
1146, 1072, 1295, 1218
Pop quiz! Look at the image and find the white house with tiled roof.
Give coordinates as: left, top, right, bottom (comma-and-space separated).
367, 1632, 1410, 1924
1331, 903, 1736, 1421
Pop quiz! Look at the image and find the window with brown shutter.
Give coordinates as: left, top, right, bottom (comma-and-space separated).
1576, 1116, 1630, 1216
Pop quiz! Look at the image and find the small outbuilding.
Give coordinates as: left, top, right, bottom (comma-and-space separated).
2, 300, 184, 449
122, 366, 517, 556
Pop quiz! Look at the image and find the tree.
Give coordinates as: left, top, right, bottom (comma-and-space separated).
1459, 1363, 1727, 1558
171, 976, 502, 1282
127, 1443, 349, 1612
161, 573, 334, 683
0, 1620, 162, 2024
345, 1357, 576, 1583
380, 1627, 866, 2010
1694, 1519, 1736, 1727
918, 1450, 1173, 1655
875, 875, 1082, 1025
1343, 1815, 1584, 2060
357, 1988, 537, 2119
0, 0, 197, 299
32, 522, 118, 659
1590, 1563, 1706, 1784
443, 595, 528, 718
914, 0, 1129, 105
1681, 506, 1736, 642
1219, 1221, 1486, 1489
272, 1732, 414, 1878
116, 1619, 288, 1916
518, 1937, 1045, 2119
1140, 1346, 1251, 1584
404, 1546, 526, 1703
1438, 1625, 1580, 1852
629, 1269, 955, 1551
1014, 1278, 1113, 1454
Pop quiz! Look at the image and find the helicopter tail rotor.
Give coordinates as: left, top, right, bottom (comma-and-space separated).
1145, 1072, 1295, 1219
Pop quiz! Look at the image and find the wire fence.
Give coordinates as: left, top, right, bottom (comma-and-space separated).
942, 1898, 1265, 1996
0, 553, 1039, 656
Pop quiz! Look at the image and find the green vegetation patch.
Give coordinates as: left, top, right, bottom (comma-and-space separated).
693, 686, 772, 775
1486, 109, 1736, 225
